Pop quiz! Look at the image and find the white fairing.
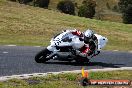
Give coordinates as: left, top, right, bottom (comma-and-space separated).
47, 31, 84, 51
71, 37, 84, 49
94, 34, 108, 50
50, 31, 73, 47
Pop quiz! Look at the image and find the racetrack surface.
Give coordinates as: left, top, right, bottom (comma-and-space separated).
0, 45, 132, 76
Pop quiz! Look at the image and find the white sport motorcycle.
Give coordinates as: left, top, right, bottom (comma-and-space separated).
35, 30, 108, 63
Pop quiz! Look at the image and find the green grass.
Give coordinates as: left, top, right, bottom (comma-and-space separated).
0, 1, 132, 51
0, 70, 132, 88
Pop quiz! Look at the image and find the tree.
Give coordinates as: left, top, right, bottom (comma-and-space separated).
9, 0, 16, 2
118, 0, 132, 12
18, 0, 33, 4
57, 0, 75, 15
34, 0, 50, 8
122, 5, 132, 23
78, 0, 96, 18
118, 0, 132, 23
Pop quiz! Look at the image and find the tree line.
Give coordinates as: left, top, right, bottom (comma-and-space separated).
9, 0, 132, 24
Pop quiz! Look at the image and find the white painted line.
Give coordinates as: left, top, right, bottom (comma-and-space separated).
5, 45, 17, 46
3, 52, 8, 54
129, 51, 132, 53
0, 67, 132, 81
113, 50, 119, 51
88, 67, 132, 72
34, 46, 41, 47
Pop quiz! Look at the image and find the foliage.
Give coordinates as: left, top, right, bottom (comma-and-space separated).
57, 0, 75, 15
118, 0, 132, 12
118, 0, 132, 24
78, 0, 96, 18
8, 0, 33, 3
112, 5, 119, 12
122, 5, 132, 24
106, 2, 111, 9
18, 0, 33, 4
34, 0, 50, 8
8, 0, 16, 2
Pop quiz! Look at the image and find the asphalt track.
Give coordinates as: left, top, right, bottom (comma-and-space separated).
0, 45, 132, 76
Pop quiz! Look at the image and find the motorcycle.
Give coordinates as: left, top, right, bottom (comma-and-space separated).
35, 30, 108, 63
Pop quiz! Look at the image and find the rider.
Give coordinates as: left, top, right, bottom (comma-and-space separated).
82, 29, 100, 57
62, 29, 100, 57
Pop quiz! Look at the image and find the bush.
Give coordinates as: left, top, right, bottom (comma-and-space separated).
106, 2, 111, 9
122, 5, 132, 24
78, 5, 95, 18
8, 0, 16, 2
57, 0, 75, 15
118, 0, 132, 23
112, 5, 120, 12
118, 0, 132, 12
34, 0, 50, 8
18, 0, 33, 4
78, 0, 96, 18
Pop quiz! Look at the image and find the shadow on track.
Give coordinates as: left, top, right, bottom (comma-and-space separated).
44, 61, 124, 68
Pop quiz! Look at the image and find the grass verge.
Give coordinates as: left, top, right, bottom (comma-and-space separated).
0, 70, 132, 88
0, 1, 132, 51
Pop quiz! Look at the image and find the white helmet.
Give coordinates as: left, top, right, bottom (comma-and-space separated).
84, 29, 94, 38
84, 29, 94, 43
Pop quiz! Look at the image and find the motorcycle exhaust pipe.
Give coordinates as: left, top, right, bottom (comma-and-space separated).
53, 52, 73, 61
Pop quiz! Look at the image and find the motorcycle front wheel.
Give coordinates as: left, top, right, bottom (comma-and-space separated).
35, 48, 52, 63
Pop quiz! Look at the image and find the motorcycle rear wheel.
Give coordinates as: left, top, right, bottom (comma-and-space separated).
35, 48, 51, 63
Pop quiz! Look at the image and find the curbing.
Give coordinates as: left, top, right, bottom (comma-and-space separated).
0, 67, 132, 81
113, 50, 119, 51
34, 46, 41, 47
129, 51, 132, 53
4, 45, 17, 46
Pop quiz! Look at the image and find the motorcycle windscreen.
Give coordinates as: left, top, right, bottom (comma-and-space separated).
50, 32, 73, 47
94, 34, 108, 50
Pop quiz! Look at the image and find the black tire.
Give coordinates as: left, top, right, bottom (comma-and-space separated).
35, 48, 52, 63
